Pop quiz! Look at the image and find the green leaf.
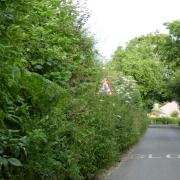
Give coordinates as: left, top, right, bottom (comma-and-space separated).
8, 158, 22, 167
0, 156, 8, 167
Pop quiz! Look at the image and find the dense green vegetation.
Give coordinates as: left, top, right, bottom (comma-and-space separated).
1, 0, 179, 178
111, 21, 180, 107
149, 117, 180, 125
0, 0, 148, 179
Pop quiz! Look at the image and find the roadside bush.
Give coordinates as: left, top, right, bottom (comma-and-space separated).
0, 66, 148, 179
171, 111, 179, 118
149, 117, 180, 125
46, 79, 147, 179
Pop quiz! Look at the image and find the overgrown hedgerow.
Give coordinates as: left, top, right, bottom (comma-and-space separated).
0, 66, 148, 179
0, 0, 148, 179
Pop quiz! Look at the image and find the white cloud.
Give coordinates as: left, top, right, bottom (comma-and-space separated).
86, 0, 180, 59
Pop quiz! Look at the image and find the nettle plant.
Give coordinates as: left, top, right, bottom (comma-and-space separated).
115, 76, 142, 106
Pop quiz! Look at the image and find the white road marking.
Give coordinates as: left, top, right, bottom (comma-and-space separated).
132, 154, 180, 159
148, 154, 162, 159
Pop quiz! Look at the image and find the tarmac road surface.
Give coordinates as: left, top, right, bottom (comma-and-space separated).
104, 125, 180, 180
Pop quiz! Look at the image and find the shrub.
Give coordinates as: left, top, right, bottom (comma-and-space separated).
171, 111, 179, 118
149, 117, 180, 125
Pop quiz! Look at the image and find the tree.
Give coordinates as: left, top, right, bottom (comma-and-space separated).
155, 21, 180, 68
110, 32, 174, 107
168, 70, 180, 103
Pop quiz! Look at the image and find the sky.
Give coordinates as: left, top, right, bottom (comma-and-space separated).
86, 0, 180, 59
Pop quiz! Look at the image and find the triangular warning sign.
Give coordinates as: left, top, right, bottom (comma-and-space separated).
98, 79, 113, 96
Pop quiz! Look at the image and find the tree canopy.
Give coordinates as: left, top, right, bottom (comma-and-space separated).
111, 20, 180, 107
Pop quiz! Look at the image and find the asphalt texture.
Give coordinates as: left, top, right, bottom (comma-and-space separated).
104, 125, 180, 180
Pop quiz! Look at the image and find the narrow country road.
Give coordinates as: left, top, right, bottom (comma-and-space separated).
103, 125, 180, 180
